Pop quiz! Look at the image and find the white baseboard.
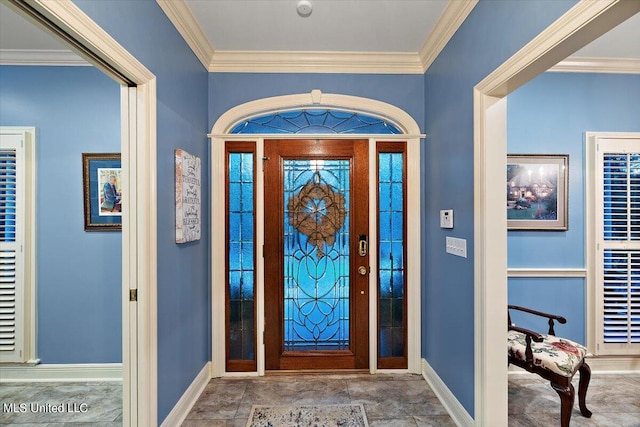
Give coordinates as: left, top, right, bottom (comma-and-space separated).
421, 358, 474, 427
160, 362, 211, 427
0, 363, 123, 382
588, 356, 640, 372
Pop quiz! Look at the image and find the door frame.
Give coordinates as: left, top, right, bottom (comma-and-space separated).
210, 91, 424, 376
15, 1, 159, 425
474, 1, 640, 425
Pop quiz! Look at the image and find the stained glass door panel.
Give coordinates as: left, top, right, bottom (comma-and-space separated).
265, 139, 369, 370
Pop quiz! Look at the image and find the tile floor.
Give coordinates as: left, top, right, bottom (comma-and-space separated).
181, 374, 456, 427
0, 373, 638, 426
508, 373, 640, 427
0, 381, 122, 426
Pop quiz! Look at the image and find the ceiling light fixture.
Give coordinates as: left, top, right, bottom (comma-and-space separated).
297, 0, 312, 17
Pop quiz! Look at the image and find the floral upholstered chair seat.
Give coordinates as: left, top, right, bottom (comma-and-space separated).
508, 330, 588, 377
507, 305, 592, 427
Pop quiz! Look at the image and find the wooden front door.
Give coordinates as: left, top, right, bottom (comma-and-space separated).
264, 139, 369, 370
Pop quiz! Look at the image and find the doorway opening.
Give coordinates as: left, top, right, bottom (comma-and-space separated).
211, 91, 423, 376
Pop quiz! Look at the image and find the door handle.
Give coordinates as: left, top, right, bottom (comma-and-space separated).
358, 266, 367, 276
358, 234, 368, 257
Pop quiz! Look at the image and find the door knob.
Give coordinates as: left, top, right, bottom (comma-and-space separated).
358, 266, 367, 276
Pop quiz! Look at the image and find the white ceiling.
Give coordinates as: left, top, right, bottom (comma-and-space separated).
0, 3, 68, 50
0, 1, 638, 69
185, 0, 448, 53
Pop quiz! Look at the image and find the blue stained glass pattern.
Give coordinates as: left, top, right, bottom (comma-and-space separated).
230, 109, 402, 135
228, 152, 255, 360
378, 152, 405, 358
283, 159, 351, 350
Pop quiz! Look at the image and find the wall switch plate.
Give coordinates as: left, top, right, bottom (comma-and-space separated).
440, 209, 454, 228
446, 236, 467, 258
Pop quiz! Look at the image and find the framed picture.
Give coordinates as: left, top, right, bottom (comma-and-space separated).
507, 154, 568, 231
82, 153, 122, 231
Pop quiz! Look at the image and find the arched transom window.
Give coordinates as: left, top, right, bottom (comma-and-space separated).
230, 109, 402, 135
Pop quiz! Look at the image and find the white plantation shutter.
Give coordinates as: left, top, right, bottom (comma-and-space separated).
0, 133, 25, 362
596, 139, 640, 354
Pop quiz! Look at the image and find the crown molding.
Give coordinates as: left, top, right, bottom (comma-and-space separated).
0, 49, 89, 66
419, 0, 478, 72
208, 50, 424, 74
549, 56, 640, 74
475, 0, 639, 97
156, 0, 214, 69
158, 0, 477, 74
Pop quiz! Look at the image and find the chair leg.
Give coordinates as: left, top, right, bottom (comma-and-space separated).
578, 362, 593, 418
551, 382, 575, 427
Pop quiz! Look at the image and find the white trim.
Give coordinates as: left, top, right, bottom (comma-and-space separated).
0, 49, 89, 66
474, 92, 508, 427
158, 0, 476, 74
507, 268, 587, 278
419, 0, 478, 72
210, 91, 422, 137
208, 50, 424, 74
23, 1, 159, 426
210, 136, 226, 378
421, 359, 474, 427
585, 131, 640, 356
210, 133, 426, 141
474, 1, 640, 425
159, 362, 211, 427
0, 363, 123, 382
586, 356, 640, 372
550, 56, 640, 74
211, 92, 422, 376
0, 127, 37, 364
155, 0, 213, 69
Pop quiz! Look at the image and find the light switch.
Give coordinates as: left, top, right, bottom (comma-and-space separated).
440, 209, 454, 228
446, 236, 467, 258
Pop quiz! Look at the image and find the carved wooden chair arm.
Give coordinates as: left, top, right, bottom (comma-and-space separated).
509, 325, 544, 342
508, 304, 567, 335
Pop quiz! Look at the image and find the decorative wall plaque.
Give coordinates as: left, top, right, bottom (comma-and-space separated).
175, 149, 201, 243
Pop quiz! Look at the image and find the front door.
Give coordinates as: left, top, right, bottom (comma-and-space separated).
264, 139, 369, 370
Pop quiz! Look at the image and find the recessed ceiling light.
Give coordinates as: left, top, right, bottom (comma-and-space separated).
297, 0, 312, 17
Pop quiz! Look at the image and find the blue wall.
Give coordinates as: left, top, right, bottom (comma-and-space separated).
0, 65, 121, 363
72, 0, 210, 423
423, 0, 577, 416
507, 72, 640, 343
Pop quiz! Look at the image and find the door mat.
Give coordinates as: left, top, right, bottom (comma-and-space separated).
246, 403, 369, 427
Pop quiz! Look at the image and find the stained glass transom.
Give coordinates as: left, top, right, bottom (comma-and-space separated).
230, 109, 402, 135
228, 152, 255, 360
378, 152, 405, 358
284, 159, 350, 350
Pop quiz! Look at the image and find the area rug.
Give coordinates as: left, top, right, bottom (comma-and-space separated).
246, 403, 369, 427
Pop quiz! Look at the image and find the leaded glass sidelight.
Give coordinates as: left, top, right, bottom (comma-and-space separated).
230, 109, 402, 135
226, 145, 256, 371
378, 145, 407, 366
283, 159, 351, 351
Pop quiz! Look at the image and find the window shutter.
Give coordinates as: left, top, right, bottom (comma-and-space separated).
0, 134, 25, 362
597, 142, 640, 354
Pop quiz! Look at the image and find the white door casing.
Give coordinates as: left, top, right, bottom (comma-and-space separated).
210, 90, 424, 376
